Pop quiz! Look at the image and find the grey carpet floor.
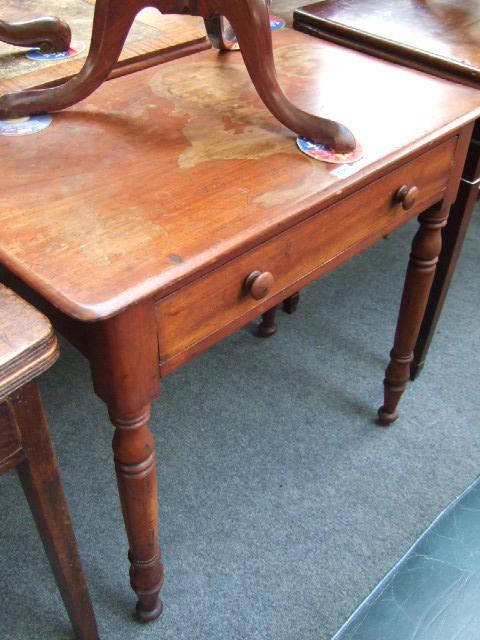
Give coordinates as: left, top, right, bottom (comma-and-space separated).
1, 208, 479, 640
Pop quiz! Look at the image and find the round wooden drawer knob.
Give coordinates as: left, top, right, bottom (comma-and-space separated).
245, 270, 274, 300
394, 185, 419, 211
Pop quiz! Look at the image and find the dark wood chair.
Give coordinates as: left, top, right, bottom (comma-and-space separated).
0, 0, 354, 152
0, 17, 71, 53
0, 285, 98, 640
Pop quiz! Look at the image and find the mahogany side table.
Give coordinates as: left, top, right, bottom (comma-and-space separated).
1, 28, 479, 622
0, 285, 98, 639
294, 0, 480, 378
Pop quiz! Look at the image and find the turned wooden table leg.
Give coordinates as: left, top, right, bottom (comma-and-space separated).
88, 301, 163, 621
378, 204, 449, 425
258, 292, 301, 336
109, 405, 164, 621
0, 17, 71, 53
411, 122, 480, 379
258, 305, 278, 337
283, 292, 300, 314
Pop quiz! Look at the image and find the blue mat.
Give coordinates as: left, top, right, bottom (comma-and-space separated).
333, 476, 480, 639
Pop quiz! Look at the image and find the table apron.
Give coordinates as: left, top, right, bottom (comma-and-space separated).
156, 136, 458, 374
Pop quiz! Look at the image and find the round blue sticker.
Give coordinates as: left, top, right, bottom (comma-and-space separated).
270, 16, 286, 30
26, 41, 85, 61
0, 115, 53, 136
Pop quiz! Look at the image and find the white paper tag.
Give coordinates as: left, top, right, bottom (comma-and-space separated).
330, 163, 361, 179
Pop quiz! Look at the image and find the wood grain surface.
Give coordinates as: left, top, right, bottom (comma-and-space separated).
0, 285, 58, 401
156, 138, 457, 369
1, 28, 480, 321
295, 0, 480, 86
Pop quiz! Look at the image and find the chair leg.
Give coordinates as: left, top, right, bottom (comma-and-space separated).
0, 0, 356, 151
0, 0, 141, 118
12, 381, 99, 640
210, 0, 355, 151
0, 17, 71, 53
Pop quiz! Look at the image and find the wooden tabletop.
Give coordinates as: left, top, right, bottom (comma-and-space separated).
294, 0, 480, 85
1, 28, 480, 322
0, 285, 58, 401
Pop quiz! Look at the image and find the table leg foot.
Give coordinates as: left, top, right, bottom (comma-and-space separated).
380, 205, 448, 422
258, 305, 278, 337
135, 591, 164, 622
377, 406, 399, 426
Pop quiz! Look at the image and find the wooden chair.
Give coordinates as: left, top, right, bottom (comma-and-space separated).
0, 0, 354, 152
0, 17, 71, 53
0, 285, 98, 640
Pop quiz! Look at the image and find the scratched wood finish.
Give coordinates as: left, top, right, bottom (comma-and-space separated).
294, 0, 480, 87
293, 0, 480, 378
1, 29, 479, 321
1, 28, 480, 621
156, 138, 457, 370
0, 285, 99, 639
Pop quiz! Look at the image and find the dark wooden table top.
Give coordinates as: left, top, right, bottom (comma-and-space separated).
294, 0, 480, 86
1, 28, 480, 322
0, 284, 57, 402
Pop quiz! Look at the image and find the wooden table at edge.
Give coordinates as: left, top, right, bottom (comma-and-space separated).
294, 0, 480, 379
1, 28, 479, 622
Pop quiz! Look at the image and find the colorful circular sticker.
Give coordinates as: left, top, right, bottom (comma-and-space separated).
0, 115, 53, 136
296, 137, 363, 164
26, 40, 86, 61
270, 16, 286, 30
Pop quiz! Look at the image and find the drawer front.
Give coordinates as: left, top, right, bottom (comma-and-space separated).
156, 138, 457, 366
